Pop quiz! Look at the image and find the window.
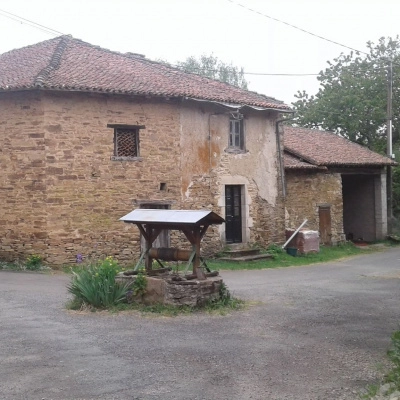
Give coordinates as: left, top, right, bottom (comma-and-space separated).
229, 116, 244, 150
107, 124, 145, 161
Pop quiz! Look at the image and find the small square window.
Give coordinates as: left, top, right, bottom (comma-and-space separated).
107, 124, 145, 161
115, 128, 139, 157
229, 117, 244, 150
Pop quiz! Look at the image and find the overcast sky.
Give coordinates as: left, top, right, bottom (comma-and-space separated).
1, 0, 399, 105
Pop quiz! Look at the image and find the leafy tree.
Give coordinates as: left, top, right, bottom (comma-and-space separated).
292, 36, 400, 152
177, 54, 248, 89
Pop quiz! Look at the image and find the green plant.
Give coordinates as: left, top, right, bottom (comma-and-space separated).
132, 269, 147, 297
360, 383, 380, 399
386, 330, 400, 390
67, 256, 129, 309
204, 282, 245, 313
266, 243, 285, 256
26, 254, 42, 270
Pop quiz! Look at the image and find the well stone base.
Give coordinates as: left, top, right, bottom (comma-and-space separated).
116, 273, 223, 307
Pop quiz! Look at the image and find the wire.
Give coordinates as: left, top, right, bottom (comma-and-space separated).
1, 5, 397, 78
226, 0, 369, 55
173, 62, 390, 78
0, 8, 64, 37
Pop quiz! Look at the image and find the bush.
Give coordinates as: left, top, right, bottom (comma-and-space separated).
67, 256, 129, 309
26, 254, 42, 270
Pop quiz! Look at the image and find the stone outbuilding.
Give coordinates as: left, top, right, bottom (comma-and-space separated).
0, 35, 292, 266
283, 126, 396, 244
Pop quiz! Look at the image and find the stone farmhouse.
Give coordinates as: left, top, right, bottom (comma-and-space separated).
284, 126, 396, 244
0, 35, 292, 266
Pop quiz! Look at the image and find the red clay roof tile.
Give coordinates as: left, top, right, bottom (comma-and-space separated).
284, 152, 327, 170
284, 126, 395, 167
0, 35, 290, 111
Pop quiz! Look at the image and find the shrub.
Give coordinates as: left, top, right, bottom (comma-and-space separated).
26, 254, 42, 270
132, 269, 147, 297
67, 256, 129, 309
267, 243, 285, 256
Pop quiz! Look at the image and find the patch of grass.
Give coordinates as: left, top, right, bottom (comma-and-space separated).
108, 297, 245, 317
385, 330, 400, 391
359, 383, 380, 399
360, 329, 400, 399
209, 242, 377, 271
0, 259, 50, 272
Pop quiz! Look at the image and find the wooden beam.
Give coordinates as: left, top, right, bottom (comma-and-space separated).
182, 228, 196, 245
199, 224, 209, 240
193, 228, 206, 280
136, 224, 149, 241
144, 225, 153, 272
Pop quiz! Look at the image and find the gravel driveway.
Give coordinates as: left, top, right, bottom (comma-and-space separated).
1, 248, 400, 400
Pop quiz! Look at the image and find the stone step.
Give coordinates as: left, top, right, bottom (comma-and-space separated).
223, 248, 261, 258
218, 253, 273, 262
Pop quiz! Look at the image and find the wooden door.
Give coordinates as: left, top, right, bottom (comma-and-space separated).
319, 206, 332, 245
225, 185, 242, 243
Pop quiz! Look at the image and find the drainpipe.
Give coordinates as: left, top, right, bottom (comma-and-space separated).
275, 115, 295, 198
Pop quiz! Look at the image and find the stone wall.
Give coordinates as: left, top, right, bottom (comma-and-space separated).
285, 170, 344, 243
0, 91, 284, 266
0, 91, 47, 260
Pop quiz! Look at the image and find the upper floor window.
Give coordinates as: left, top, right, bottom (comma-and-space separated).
107, 124, 145, 161
229, 115, 244, 150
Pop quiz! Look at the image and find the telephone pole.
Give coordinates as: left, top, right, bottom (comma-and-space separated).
387, 59, 393, 233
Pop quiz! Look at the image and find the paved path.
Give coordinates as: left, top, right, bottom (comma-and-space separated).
1, 248, 400, 400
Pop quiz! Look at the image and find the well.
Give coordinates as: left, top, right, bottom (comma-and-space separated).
116, 271, 223, 306
118, 209, 226, 305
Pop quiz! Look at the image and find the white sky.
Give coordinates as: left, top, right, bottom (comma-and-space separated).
1, 0, 399, 105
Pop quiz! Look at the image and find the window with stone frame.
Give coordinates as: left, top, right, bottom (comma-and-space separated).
107, 124, 145, 161
229, 115, 244, 150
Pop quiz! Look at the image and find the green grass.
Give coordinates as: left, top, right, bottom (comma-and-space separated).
360, 329, 400, 399
67, 296, 246, 316
208, 242, 378, 271
0, 259, 51, 272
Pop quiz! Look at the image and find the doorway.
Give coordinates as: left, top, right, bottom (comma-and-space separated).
342, 174, 376, 241
225, 185, 242, 243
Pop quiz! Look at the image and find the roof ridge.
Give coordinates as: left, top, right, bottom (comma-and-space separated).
59, 36, 286, 105
34, 35, 71, 87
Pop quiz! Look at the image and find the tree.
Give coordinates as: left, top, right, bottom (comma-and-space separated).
177, 54, 248, 89
292, 36, 400, 216
292, 36, 400, 152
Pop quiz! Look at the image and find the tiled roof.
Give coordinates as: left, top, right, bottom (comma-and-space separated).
284, 152, 326, 170
0, 35, 290, 111
284, 126, 395, 167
